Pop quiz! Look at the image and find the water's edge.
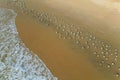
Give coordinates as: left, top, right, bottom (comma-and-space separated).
0, 7, 57, 80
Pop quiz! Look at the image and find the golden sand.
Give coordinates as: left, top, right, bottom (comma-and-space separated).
1, 0, 120, 80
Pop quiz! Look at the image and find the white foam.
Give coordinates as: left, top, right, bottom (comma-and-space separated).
0, 8, 57, 80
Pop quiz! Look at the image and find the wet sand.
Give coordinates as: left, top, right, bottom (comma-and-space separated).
15, 12, 107, 80
1, 0, 120, 80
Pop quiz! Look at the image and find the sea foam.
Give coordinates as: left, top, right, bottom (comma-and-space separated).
0, 8, 57, 80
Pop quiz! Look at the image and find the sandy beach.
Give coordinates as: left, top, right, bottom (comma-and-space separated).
1, 0, 120, 80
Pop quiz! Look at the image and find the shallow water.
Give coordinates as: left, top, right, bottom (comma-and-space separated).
1, 0, 120, 80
